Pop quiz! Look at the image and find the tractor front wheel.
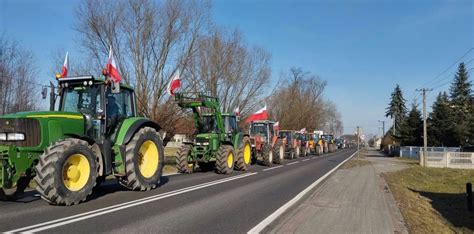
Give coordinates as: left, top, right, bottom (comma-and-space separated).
235, 137, 252, 171
122, 127, 164, 191
34, 139, 98, 205
215, 145, 235, 174
176, 144, 194, 173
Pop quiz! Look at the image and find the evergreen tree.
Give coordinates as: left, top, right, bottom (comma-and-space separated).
449, 62, 472, 146
385, 84, 407, 136
401, 103, 423, 146
429, 92, 456, 146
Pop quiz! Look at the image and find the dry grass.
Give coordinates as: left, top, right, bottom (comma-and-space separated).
164, 147, 178, 158
384, 164, 474, 233
341, 149, 372, 169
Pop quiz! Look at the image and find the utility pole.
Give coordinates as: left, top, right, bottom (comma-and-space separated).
357, 126, 360, 151
378, 120, 385, 136
416, 88, 432, 166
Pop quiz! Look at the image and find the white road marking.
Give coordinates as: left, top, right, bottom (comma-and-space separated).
302, 159, 310, 162
6, 173, 257, 233
248, 150, 358, 234
163, 172, 180, 176
262, 165, 284, 171
287, 161, 299, 165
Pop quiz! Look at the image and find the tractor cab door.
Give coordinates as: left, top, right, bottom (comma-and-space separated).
224, 116, 238, 141
105, 88, 135, 138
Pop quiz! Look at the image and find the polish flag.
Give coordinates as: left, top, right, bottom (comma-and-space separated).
273, 121, 279, 131
234, 106, 240, 116
167, 71, 181, 96
299, 128, 307, 133
106, 46, 121, 83
60, 52, 69, 77
245, 105, 268, 123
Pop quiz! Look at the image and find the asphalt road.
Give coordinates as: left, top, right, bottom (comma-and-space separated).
0, 148, 357, 233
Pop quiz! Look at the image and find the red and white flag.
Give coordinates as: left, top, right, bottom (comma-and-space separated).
106, 46, 121, 83
60, 52, 69, 77
299, 128, 307, 133
245, 105, 268, 123
273, 121, 280, 131
167, 71, 181, 96
234, 106, 240, 116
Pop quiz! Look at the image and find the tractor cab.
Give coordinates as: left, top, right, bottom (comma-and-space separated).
56, 75, 136, 141
249, 120, 275, 143
279, 130, 293, 145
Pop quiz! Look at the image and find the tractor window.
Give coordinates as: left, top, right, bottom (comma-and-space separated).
225, 116, 238, 133
200, 116, 217, 133
62, 86, 101, 115
250, 123, 268, 137
106, 89, 135, 119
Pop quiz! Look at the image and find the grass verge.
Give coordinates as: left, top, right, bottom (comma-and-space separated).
341, 149, 371, 169
384, 163, 474, 233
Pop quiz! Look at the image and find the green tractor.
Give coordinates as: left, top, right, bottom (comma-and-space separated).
174, 93, 251, 174
0, 75, 164, 205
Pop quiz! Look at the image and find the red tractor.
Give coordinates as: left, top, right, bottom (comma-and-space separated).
278, 130, 302, 159
249, 120, 284, 166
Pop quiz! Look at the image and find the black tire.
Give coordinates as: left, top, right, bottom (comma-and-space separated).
261, 144, 273, 166
34, 139, 98, 206
0, 177, 31, 201
176, 144, 193, 174
273, 139, 284, 164
122, 127, 164, 191
215, 145, 235, 174
251, 147, 258, 165
236, 136, 252, 171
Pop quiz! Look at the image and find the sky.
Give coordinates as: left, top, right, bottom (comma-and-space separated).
1, 0, 473, 136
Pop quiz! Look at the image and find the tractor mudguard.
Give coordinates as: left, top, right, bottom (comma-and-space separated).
115, 117, 162, 146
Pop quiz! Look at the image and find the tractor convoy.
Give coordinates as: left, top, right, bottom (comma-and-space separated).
0, 74, 347, 206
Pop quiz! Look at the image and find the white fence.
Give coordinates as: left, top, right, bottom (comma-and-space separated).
422, 151, 474, 169
400, 146, 461, 159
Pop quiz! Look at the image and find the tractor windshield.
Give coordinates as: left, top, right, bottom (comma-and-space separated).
279, 131, 292, 141
250, 123, 268, 137
61, 86, 101, 115
200, 116, 218, 133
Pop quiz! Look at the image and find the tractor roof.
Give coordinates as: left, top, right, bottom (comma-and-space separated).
250, 120, 275, 124
57, 75, 134, 91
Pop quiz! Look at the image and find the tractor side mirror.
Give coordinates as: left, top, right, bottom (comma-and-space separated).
41, 86, 48, 99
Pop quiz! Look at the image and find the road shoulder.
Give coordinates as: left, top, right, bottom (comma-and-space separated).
266, 148, 408, 234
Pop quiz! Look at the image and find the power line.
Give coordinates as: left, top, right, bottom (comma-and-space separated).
421, 47, 473, 88
427, 59, 474, 89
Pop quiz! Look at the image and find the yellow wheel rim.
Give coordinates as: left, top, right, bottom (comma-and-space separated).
138, 140, 159, 178
243, 143, 251, 165
227, 151, 234, 168
62, 154, 90, 191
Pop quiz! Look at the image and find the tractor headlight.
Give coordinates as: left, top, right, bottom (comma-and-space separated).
0, 133, 6, 141
7, 133, 25, 141
202, 142, 209, 146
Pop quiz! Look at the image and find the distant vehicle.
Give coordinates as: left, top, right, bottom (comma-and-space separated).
278, 130, 301, 159
248, 120, 284, 166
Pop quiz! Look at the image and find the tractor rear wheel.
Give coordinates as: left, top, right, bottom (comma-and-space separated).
236, 136, 252, 171
34, 139, 98, 205
273, 140, 284, 164
261, 144, 273, 166
215, 145, 235, 174
122, 127, 164, 191
176, 144, 193, 174
295, 146, 301, 158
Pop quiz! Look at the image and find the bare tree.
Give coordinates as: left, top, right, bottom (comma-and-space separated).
0, 35, 38, 115
187, 28, 271, 115
74, 0, 210, 135
269, 67, 328, 131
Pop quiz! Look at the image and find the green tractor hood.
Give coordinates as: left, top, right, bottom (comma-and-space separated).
0, 111, 85, 150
